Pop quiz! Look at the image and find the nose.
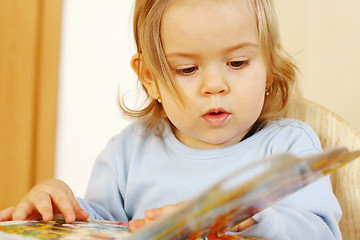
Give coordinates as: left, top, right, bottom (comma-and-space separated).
200, 68, 229, 95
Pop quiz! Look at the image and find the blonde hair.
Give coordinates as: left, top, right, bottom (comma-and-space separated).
120, 0, 298, 135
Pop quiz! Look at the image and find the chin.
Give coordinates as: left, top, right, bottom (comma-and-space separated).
200, 137, 239, 149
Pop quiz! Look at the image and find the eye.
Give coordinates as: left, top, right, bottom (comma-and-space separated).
175, 66, 198, 76
228, 60, 247, 69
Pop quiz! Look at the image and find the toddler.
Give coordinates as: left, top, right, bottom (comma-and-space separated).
0, 0, 342, 239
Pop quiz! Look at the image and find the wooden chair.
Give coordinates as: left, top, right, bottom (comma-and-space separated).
285, 98, 360, 240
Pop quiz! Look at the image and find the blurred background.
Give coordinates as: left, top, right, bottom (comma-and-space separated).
1, 0, 360, 210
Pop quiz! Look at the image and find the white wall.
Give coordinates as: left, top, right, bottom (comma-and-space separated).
56, 0, 360, 198
56, 0, 137, 197
275, 0, 360, 131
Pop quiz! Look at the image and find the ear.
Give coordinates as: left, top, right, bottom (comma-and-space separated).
131, 53, 159, 100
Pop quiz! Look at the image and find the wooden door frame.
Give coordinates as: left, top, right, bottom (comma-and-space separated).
34, 0, 62, 183
0, 0, 62, 208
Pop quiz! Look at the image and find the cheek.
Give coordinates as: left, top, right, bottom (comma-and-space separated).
235, 76, 266, 98
251, 84, 267, 110
234, 73, 267, 111
161, 80, 197, 111
159, 90, 185, 121
250, 68, 267, 97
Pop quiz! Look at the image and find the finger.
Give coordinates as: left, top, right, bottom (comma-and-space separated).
70, 198, 89, 221
144, 208, 161, 220
0, 207, 16, 221
74, 207, 89, 221
60, 182, 89, 221
145, 201, 189, 221
238, 217, 257, 231
158, 204, 178, 215
230, 217, 257, 232
13, 201, 38, 221
144, 205, 174, 221
33, 192, 55, 222
64, 189, 89, 221
129, 219, 146, 232
51, 193, 76, 223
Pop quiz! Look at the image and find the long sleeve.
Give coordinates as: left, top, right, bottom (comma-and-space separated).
76, 137, 129, 222
231, 120, 343, 239
240, 176, 342, 239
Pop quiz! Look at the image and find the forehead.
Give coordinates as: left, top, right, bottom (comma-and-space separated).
160, 0, 258, 54
162, 0, 256, 28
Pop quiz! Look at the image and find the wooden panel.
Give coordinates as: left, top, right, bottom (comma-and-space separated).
0, 0, 61, 210
34, 0, 62, 184
0, 0, 40, 209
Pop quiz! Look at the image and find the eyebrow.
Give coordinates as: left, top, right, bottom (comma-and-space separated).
224, 42, 259, 53
165, 42, 259, 59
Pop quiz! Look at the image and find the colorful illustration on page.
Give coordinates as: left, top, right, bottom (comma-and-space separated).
0, 219, 130, 240
0, 219, 261, 240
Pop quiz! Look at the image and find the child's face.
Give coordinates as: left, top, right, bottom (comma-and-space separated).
158, 0, 267, 149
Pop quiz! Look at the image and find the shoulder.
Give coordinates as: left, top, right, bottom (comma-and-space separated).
91, 120, 162, 180
112, 120, 148, 140
267, 118, 318, 136
257, 118, 322, 156
96, 120, 157, 162
108, 120, 157, 151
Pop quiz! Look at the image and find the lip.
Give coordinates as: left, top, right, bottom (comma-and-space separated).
202, 108, 231, 127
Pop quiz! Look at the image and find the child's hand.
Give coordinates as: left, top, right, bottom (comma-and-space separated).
129, 201, 257, 233
0, 179, 89, 223
129, 201, 189, 232
229, 217, 257, 232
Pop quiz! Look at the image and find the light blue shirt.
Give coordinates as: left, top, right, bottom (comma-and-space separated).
77, 118, 342, 239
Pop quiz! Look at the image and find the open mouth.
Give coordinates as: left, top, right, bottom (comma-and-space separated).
202, 108, 231, 126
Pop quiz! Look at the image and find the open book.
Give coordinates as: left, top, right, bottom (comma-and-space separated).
1, 147, 359, 240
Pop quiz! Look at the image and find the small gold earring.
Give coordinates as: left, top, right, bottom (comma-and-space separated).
265, 87, 270, 96
157, 97, 162, 103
